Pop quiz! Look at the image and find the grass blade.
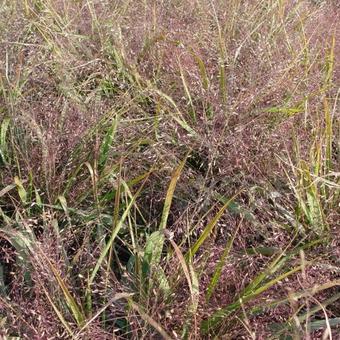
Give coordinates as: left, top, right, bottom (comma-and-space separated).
186, 190, 242, 260
45, 256, 85, 326
88, 173, 150, 286
41, 284, 76, 339
201, 264, 303, 333
14, 176, 27, 205
99, 116, 118, 169
0, 117, 10, 164
159, 154, 188, 230
128, 299, 173, 340
206, 218, 242, 302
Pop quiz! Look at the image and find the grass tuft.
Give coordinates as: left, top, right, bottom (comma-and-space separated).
0, 0, 339, 338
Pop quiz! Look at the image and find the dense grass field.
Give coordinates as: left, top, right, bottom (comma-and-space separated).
0, 0, 339, 338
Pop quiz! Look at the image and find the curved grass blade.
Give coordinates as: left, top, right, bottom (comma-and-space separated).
159, 154, 189, 231
178, 58, 196, 122
142, 155, 188, 288
0, 183, 16, 198
206, 218, 242, 302
99, 116, 118, 169
201, 264, 304, 333
128, 299, 173, 340
14, 176, 27, 205
151, 88, 196, 136
88, 171, 151, 286
75, 292, 134, 338
186, 190, 242, 260
45, 256, 85, 326
189, 48, 209, 90
41, 284, 76, 339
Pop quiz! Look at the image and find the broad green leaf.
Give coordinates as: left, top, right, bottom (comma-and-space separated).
142, 230, 164, 278
35, 188, 42, 208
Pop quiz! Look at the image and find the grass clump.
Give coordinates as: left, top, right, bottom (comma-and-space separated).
1, 0, 339, 338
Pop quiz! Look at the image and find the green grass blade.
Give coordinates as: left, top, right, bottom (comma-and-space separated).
128, 299, 173, 340
0, 117, 10, 164
159, 154, 188, 231
206, 219, 242, 302
186, 190, 242, 260
45, 256, 85, 326
201, 265, 303, 333
99, 116, 118, 169
88, 174, 149, 286
189, 49, 209, 90
14, 176, 27, 205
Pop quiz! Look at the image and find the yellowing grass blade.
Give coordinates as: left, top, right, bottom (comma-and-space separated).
169, 238, 193, 297
201, 264, 303, 333
128, 299, 173, 340
41, 284, 76, 339
152, 88, 196, 136
142, 155, 188, 286
45, 256, 85, 326
57, 195, 69, 216
186, 190, 242, 260
14, 176, 27, 205
189, 48, 209, 90
178, 58, 196, 122
89, 172, 150, 286
0, 183, 16, 198
324, 97, 333, 172
159, 154, 188, 230
206, 218, 242, 302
